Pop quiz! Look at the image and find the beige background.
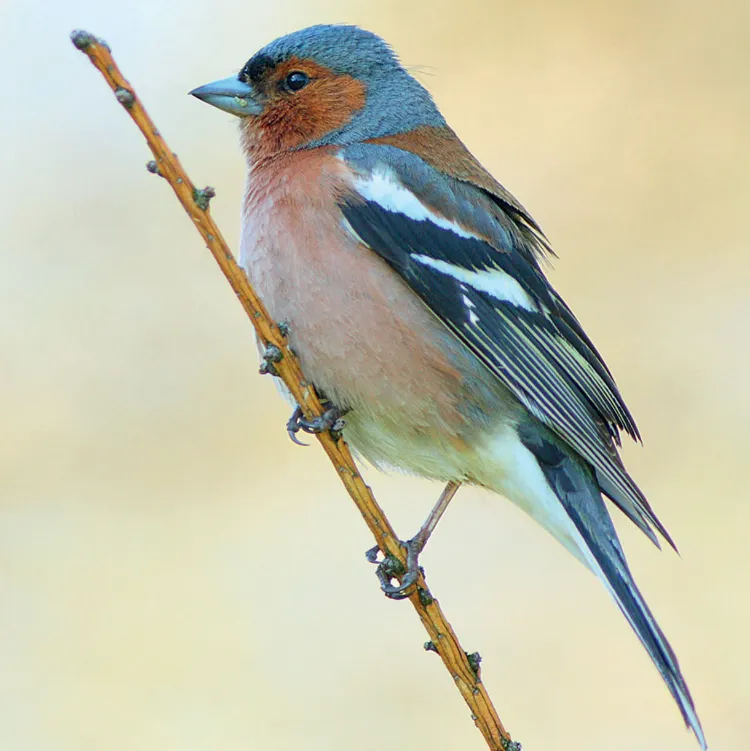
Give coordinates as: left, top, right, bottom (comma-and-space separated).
3, 1, 748, 749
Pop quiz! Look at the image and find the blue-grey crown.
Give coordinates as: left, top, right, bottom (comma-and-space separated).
259, 24, 402, 78
250, 24, 446, 147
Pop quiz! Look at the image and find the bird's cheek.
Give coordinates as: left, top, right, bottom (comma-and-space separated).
238, 76, 366, 155
300, 77, 367, 141
258, 78, 366, 150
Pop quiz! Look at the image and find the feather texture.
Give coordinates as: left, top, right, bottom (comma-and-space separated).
339, 145, 674, 549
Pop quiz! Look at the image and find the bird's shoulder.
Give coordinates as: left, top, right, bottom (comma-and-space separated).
338, 126, 550, 262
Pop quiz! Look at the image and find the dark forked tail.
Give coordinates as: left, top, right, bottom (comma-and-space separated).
519, 423, 707, 749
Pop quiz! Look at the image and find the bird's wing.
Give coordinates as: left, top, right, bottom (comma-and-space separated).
338, 142, 673, 549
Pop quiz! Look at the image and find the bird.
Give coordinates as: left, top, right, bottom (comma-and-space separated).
190, 24, 706, 747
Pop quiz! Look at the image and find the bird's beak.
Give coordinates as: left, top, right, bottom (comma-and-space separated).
189, 75, 263, 117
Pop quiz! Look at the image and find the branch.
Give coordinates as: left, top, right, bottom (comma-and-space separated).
70, 29, 519, 751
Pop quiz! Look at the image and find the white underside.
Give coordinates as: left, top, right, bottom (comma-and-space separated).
472, 427, 597, 569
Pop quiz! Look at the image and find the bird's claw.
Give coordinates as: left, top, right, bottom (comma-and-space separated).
286, 411, 309, 446
259, 344, 283, 376
366, 539, 424, 600
286, 404, 347, 445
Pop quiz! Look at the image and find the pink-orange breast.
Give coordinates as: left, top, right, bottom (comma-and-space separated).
239, 148, 469, 440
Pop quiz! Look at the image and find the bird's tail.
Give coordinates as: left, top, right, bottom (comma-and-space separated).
518, 425, 707, 749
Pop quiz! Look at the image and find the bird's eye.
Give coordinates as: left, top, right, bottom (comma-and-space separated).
285, 71, 309, 92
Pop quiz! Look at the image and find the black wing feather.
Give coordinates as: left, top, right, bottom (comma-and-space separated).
341, 196, 674, 548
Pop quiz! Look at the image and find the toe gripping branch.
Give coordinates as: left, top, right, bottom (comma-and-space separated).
257, 330, 347, 445
365, 539, 429, 601
259, 323, 290, 377
365, 481, 460, 600
286, 405, 347, 446
259, 343, 283, 376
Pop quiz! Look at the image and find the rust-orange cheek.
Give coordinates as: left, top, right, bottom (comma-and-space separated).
243, 58, 367, 154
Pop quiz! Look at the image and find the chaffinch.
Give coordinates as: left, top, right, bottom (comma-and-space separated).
191, 24, 705, 747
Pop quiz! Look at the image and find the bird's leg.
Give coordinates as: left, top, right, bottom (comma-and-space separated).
286, 403, 348, 445
367, 480, 462, 600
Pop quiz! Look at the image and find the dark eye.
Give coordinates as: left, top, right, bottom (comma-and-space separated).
285, 71, 309, 92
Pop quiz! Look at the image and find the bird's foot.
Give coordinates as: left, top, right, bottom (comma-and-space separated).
258, 344, 283, 376
365, 538, 425, 600
286, 404, 347, 446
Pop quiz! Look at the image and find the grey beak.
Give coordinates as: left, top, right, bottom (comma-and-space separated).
189, 75, 263, 117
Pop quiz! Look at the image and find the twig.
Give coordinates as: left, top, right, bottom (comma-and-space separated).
71, 29, 518, 751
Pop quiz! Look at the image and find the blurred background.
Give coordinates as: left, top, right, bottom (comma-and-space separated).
2, 1, 748, 749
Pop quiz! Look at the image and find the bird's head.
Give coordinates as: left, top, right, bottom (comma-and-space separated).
190, 24, 445, 156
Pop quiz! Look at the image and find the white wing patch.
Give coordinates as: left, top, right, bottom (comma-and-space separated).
347, 161, 480, 240
412, 254, 537, 311
345, 160, 537, 311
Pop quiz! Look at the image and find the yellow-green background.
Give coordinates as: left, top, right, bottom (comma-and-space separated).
3, 1, 747, 749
